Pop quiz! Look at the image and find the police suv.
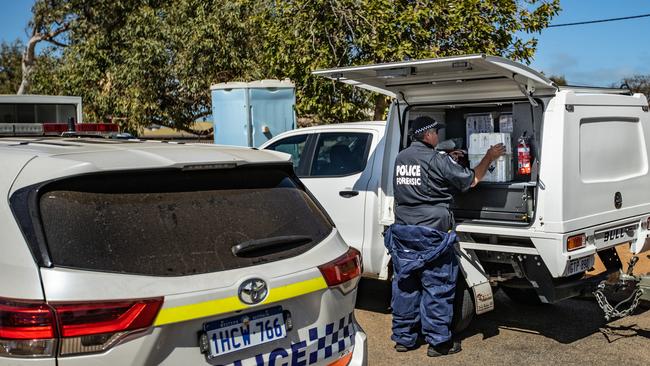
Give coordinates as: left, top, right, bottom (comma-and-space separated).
0, 138, 367, 366
263, 54, 650, 329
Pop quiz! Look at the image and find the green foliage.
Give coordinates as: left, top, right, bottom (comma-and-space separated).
32, 0, 257, 132
0, 41, 24, 94
27, 0, 560, 130
252, 0, 560, 124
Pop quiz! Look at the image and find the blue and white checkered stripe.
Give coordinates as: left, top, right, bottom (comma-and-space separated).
413, 122, 438, 135
218, 312, 356, 366
307, 313, 355, 364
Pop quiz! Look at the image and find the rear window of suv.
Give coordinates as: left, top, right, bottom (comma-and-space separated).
12, 165, 333, 276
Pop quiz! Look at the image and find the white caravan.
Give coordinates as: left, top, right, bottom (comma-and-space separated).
262, 54, 650, 327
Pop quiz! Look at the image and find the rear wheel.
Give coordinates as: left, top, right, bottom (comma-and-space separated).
451, 276, 475, 333
500, 286, 544, 305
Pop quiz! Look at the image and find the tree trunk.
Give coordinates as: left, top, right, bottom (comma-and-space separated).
17, 35, 40, 95
373, 94, 388, 120
18, 22, 69, 95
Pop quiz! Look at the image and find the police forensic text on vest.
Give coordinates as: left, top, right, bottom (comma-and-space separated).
395, 164, 422, 186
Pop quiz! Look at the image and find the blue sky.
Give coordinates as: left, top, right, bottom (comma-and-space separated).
1, 0, 649, 87
529, 0, 650, 86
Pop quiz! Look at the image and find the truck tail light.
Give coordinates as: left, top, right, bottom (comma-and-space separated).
0, 299, 57, 357
318, 248, 362, 293
567, 234, 587, 252
0, 297, 163, 358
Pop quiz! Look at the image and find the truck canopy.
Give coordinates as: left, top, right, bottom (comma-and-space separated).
313, 54, 557, 103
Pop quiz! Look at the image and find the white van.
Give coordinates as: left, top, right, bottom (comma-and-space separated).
263, 54, 650, 327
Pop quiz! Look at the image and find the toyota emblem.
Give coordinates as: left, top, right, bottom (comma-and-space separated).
238, 278, 268, 305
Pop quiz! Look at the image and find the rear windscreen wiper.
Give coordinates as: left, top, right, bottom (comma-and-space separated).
231, 235, 313, 257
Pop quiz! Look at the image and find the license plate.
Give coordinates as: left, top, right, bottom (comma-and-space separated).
566, 256, 592, 276
595, 223, 638, 246
203, 306, 286, 358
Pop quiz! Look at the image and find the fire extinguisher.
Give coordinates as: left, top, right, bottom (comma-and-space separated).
517, 132, 531, 176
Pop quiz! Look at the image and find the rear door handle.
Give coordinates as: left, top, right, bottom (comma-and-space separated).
339, 190, 359, 198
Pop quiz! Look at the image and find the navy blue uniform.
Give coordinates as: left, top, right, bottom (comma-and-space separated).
394, 140, 474, 229
388, 140, 474, 348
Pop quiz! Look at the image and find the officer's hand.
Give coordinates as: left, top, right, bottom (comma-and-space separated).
449, 150, 465, 162
487, 143, 507, 161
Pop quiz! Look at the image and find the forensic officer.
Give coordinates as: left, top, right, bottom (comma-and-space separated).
386, 116, 505, 357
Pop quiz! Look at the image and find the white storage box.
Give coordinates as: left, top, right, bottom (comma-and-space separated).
468, 133, 513, 182
468, 133, 512, 155
499, 113, 513, 133
469, 154, 513, 182
465, 113, 494, 145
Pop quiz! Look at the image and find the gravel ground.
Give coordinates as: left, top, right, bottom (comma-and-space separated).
355, 257, 650, 366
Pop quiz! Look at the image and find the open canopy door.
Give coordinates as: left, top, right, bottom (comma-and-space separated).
313, 54, 557, 103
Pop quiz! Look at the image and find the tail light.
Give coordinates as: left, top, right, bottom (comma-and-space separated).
54, 299, 163, 356
567, 234, 587, 251
0, 297, 162, 358
0, 299, 56, 357
318, 248, 362, 294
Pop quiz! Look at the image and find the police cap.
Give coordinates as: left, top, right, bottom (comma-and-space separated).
409, 116, 445, 136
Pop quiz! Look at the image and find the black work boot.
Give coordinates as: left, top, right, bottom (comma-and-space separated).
427, 340, 461, 357
394, 343, 415, 352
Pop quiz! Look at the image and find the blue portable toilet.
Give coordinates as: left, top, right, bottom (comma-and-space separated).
211, 79, 296, 147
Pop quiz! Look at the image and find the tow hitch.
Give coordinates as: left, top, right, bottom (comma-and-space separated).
594, 256, 650, 321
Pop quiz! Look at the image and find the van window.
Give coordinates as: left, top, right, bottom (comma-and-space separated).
310, 133, 372, 176
18, 166, 333, 276
579, 117, 648, 182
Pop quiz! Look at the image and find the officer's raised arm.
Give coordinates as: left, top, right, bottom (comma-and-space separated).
471, 143, 507, 187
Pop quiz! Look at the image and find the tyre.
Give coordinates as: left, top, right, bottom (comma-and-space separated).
500, 286, 544, 305
451, 275, 475, 333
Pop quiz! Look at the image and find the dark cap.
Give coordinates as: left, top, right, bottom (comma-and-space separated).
409, 116, 445, 136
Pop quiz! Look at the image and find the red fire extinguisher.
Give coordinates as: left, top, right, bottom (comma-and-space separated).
517, 132, 531, 176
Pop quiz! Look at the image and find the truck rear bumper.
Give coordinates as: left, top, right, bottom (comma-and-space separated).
501, 248, 624, 304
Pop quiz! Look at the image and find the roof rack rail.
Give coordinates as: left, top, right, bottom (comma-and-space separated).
559, 85, 633, 95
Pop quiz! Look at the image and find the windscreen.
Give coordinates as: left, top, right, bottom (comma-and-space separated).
35, 166, 333, 276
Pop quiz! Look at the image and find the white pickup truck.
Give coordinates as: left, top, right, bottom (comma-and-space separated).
262, 54, 650, 328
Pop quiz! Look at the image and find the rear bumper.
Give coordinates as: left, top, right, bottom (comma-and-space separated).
347, 324, 368, 366
459, 215, 650, 278
502, 249, 621, 304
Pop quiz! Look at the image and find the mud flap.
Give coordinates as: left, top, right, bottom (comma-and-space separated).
456, 245, 495, 314
472, 282, 495, 315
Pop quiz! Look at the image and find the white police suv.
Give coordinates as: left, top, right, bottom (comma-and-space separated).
0, 138, 367, 366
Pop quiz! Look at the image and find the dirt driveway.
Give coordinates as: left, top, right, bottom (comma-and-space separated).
355, 253, 650, 366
